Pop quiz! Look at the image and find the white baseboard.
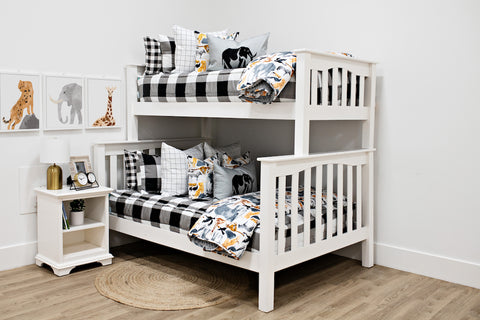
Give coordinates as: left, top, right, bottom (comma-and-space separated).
335, 242, 480, 289
375, 243, 480, 289
0, 241, 37, 271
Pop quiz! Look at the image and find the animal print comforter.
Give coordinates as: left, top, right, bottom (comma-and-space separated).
188, 187, 316, 259
237, 51, 297, 104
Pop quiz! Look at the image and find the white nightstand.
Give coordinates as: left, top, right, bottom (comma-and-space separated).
34, 186, 114, 276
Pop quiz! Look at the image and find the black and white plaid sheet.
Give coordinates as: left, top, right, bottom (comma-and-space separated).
110, 190, 212, 234
110, 190, 354, 253
137, 69, 296, 103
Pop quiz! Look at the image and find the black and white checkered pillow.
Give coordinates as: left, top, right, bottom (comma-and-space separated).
143, 35, 176, 75
124, 150, 141, 190
137, 153, 162, 194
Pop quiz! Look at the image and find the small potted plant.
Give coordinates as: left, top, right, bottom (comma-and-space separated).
69, 199, 85, 226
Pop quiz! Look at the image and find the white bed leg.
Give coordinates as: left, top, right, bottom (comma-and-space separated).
258, 271, 274, 312
362, 238, 374, 267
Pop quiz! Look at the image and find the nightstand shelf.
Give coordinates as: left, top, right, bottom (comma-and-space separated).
63, 218, 105, 232
35, 186, 113, 276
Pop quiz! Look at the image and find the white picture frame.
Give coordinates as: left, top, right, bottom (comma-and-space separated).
44, 75, 84, 131
85, 77, 122, 129
0, 72, 41, 132
69, 155, 93, 179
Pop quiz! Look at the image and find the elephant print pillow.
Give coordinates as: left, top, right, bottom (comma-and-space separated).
213, 161, 257, 200
207, 33, 269, 71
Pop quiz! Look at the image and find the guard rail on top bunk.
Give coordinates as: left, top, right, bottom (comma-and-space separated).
124, 49, 376, 156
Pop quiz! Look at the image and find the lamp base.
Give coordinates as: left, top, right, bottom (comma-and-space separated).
47, 164, 63, 190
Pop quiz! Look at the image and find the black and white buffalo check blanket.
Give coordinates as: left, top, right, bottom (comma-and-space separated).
137, 69, 296, 103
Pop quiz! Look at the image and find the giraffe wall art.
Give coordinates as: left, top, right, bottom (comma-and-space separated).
92, 86, 116, 127
86, 78, 121, 129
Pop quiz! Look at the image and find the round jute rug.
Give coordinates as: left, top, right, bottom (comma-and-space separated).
95, 255, 250, 311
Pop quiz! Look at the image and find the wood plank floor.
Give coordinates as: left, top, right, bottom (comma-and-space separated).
1, 241, 479, 320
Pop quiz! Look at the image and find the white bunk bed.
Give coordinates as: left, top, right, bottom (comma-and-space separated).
93, 49, 376, 312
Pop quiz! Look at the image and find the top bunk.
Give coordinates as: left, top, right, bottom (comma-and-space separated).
126, 49, 377, 122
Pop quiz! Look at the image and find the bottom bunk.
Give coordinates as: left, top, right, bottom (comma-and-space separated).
93, 139, 375, 312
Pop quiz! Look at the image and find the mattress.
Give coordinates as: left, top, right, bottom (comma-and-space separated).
110, 190, 354, 253
137, 68, 295, 103
138, 68, 358, 105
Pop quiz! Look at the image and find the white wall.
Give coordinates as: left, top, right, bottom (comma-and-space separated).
1, 0, 479, 288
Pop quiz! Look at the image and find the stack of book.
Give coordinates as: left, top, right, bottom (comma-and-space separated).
62, 203, 70, 230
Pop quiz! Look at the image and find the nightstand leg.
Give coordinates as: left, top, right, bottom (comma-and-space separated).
99, 258, 112, 266
52, 266, 75, 276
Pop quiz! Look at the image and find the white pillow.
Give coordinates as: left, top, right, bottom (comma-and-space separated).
172, 25, 227, 73
160, 142, 204, 196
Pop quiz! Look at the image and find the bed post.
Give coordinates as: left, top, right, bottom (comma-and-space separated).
125, 65, 140, 141
294, 51, 311, 155
93, 143, 107, 186
258, 161, 277, 312
361, 63, 376, 267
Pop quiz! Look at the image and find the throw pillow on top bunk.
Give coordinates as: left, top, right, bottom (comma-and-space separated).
143, 35, 176, 75
160, 142, 204, 196
172, 25, 228, 73
194, 32, 239, 73
136, 153, 162, 194
207, 33, 269, 71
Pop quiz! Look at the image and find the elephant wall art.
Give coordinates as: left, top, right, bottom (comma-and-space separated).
45, 76, 83, 129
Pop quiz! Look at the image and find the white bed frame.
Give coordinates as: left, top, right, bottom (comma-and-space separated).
93, 49, 376, 312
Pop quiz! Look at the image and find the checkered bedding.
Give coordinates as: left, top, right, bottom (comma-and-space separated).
109, 190, 353, 253
137, 68, 296, 103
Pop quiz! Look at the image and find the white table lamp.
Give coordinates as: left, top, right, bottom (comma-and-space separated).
40, 137, 70, 190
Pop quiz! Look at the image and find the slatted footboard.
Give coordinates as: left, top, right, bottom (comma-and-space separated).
257, 148, 375, 312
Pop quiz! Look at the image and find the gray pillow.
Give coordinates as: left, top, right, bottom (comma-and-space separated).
204, 142, 241, 159
213, 161, 257, 199
207, 33, 270, 71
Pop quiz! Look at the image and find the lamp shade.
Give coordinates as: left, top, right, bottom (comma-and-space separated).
40, 137, 70, 164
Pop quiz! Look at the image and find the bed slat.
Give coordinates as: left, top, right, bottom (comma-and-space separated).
291, 172, 299, 250
311, 70, 318, 106
356, 165, 362, 229
337, 164, 343, 235
351, 74, 357, 107
326, 164, 333, 239
359, 76, 365, 107
331, 68, 338, 107
347, 165, 353, 232
109, 155, 117, 189
315, 165, 323, 242
341, 68, 348, 106
303, 168, 311, 247
321, 70, 328, 106
277, 176, 286, 255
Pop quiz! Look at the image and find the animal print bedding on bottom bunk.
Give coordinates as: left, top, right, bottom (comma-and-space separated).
109, 189, 354, 256
137, 68, 296, 103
